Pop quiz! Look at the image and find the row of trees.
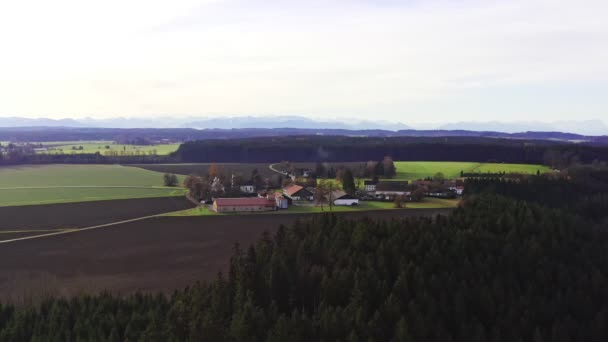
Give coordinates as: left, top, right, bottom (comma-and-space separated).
364, 156, 397, 178
182, 164, 274, 201
1, 195, 608, 341
0, 150, 175, 165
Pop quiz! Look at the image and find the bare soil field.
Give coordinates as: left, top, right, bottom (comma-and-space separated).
0, 208, 452, 303
0, 196, 194, 231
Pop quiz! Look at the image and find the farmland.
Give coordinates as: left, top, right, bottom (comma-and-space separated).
130, 163, 278, 178
0, 209, 452, 303
0, 165, 186, 206
36, 141, 180, 155
0, 196, 193, 232
394, 161, 550, 179
167, 198, 459, 216
274, 161, 550, 180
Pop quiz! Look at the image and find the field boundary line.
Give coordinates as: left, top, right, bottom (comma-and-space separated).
0, 214, 162, 245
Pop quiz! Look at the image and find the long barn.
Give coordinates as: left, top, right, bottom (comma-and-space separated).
212, 198, 276, 213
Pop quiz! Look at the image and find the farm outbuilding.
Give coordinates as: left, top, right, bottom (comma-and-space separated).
364, 180, 378, 193
331, 190, 359, 206
239, 183, 256, 194
375, 181, 410, 200
283, 184, 314, 201
212, 198, 276, 212
263, 192, 290, 209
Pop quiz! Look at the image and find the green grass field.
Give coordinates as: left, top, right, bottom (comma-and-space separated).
37, 142, 180, 155
0, 165, 186, 206
166, 198, 459, 216
393, 161, 550, 180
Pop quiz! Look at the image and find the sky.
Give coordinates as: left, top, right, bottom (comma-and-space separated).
0, 0, 607, 126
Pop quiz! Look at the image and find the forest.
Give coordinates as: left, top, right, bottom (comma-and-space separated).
175, 136, 608, 167
1, 193, 608, 341
465, 164, 608, 221
2, 127, 607, 144
2, 135, 608, 167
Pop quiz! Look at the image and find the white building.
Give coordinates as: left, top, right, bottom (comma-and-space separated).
364, 180, 378, 193
449, 186, 464, 196
240, 184, 256, 194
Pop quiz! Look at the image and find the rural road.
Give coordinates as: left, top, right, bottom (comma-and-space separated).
268, 163, 294, 180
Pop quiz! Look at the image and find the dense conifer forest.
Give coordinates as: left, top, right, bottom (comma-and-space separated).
2, 193, 608, 341
3, 135, 608, 167
465, 165, 608, 221
175, 136, 608, 166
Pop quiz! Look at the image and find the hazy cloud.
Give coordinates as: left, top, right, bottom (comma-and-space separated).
0, 0, 606, 124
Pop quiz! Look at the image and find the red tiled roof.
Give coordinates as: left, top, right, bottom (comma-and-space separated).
215, 198, 275, 207
283, 184, 304, 197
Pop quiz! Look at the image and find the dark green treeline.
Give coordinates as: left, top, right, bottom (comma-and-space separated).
1, 196, 608, 341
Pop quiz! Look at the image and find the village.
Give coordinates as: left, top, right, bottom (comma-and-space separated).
180, 159, 464, 213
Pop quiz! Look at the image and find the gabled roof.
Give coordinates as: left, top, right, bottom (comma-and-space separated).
331, 190, 357, 200
284, 184, 312, 197
215, 198, 275, 207
375, 181, 409, 191
283, 184, 303, 196
364, 180, 378, 185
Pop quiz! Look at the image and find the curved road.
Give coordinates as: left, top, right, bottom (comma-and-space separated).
268, 163, 295, 180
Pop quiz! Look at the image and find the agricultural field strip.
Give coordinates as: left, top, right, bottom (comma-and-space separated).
0, 186, 178, 190
0, 213, 164, 245
0, 203, 456, 243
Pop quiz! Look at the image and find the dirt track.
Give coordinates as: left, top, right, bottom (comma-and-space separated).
0, 208, 452, 303
0, 196, 194, 231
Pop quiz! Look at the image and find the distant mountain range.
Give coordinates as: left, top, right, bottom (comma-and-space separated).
438, 120, 608, 136
0, 116, 411, 131
0, 116, 606, 136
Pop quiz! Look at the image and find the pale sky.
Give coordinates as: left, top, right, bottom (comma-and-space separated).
0, 0, 607, 125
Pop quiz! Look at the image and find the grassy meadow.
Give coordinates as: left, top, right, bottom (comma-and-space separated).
0, 165, 185, 206
130, 163, 277, 178
37, 141, 180, 155
393, 161, 550, 180
284, 161, 550, 182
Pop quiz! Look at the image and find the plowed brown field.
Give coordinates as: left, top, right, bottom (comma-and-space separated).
0, 196, 194, 231
0, 208, 452, 303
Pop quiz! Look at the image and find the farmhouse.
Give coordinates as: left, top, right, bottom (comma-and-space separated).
260, 191, 290, 209
375, 181, 410, 200
212, 197, 276, 212
239, 182, 256, 194
271, 193, 290, 209
449, 186, 465, 196
364, 180, 378, 193
283, 184, 314, 201
331, 190, 359, 206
